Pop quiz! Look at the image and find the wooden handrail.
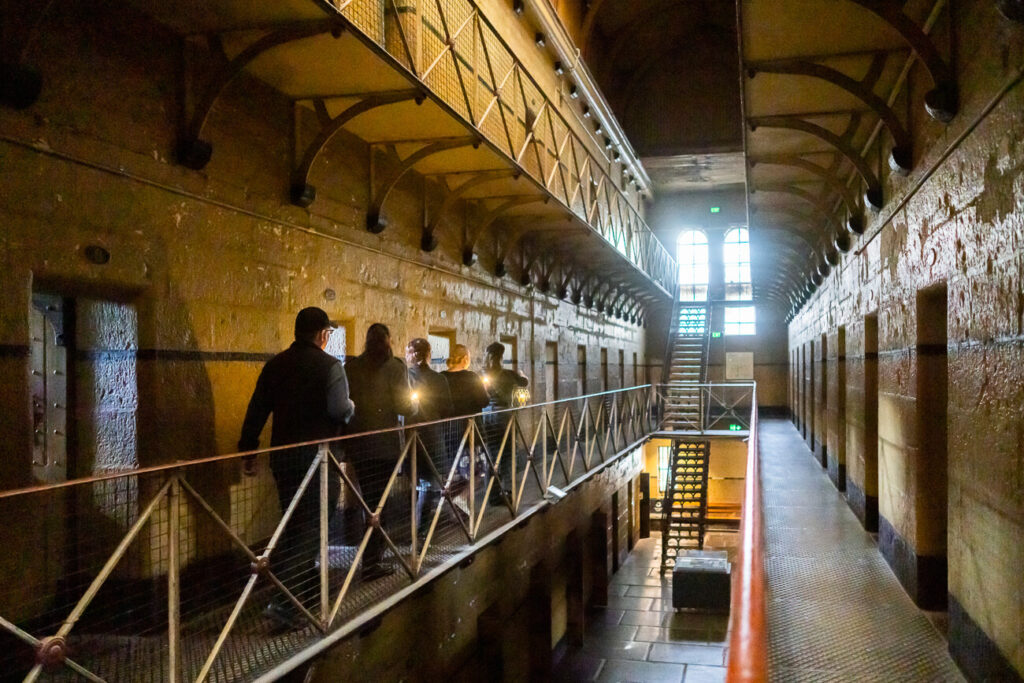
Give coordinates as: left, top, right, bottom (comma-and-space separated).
726, 386, 768, 681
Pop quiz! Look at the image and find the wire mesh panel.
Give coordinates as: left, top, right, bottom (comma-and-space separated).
319, 0, 678, 294
0, 385, 658, 682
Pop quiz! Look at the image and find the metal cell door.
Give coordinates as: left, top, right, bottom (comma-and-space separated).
30, 294, 68, 483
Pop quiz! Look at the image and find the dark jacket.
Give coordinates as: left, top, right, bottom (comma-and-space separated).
484, 368, 529, 409
409, 364, 454, 423
344, 355, 415, 434
238, 340, 354, 451
442, 370, 490, 417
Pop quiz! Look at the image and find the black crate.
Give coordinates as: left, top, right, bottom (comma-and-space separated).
671, 549, 731, 611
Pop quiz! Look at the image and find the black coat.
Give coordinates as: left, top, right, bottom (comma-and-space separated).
409, 364, 454, 423
484, 368, 529, 409
344, 354, 415, 462
442, 370, 490, 417
238, 340, 354, 452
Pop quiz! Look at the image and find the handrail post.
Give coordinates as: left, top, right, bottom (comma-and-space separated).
410, 430, 418, 568
468, 420, 476, 536
319, 443, 330, 624
510, 416, 517, 512
167, 475, 180, 683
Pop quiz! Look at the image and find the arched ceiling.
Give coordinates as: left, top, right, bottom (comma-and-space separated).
581, 0, 746, 194
572, 0, 956, 313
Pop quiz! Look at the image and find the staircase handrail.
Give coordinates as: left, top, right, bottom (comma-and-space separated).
660, 284, 681, 384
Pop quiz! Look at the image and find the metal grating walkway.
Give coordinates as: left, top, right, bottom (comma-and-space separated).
760, 419, 964, 682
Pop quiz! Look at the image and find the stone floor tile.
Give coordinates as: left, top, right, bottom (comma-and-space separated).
625, 585, 669, 598
589, 608, 625, 625
634, 626, 711, 644
619, 610, 668, 627
585, 623, 640, 641
596, 659, 685, 682
581, 639, 651, 662
606, 595, 654, 611
681, 664, 726, 683
553, 652, 606, 681
647, 643, 724, 666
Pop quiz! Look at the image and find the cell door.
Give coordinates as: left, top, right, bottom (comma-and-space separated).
544, 342, 557, 403
30, 294, 69, 483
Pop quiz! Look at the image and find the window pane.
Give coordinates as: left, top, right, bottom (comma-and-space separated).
677, 229, 708, 301
723, 227, 751, 300
724, 306, 756, 335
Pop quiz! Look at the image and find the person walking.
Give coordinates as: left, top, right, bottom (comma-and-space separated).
442, 344, 490, 418
405, 338, 454, 537
344, 323, 415, 580
481, 342, 528, 505
441, 344, 490, 484
238, 307, 354, 630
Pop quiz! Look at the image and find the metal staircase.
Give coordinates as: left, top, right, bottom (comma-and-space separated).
663, 303, 711, 430
660, 439, 710, 573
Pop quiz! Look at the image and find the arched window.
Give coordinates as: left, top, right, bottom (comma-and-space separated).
724, 227, 752, 301
677, 229, 708, 302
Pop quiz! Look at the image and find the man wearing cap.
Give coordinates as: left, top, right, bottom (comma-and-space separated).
238, 306, 354, 629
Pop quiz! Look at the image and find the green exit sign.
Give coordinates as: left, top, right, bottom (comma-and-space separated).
711, 331, 722, 338
710, 206, 721, 214
729, 424, 742, 431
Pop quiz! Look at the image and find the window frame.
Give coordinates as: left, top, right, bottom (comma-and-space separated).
723, 305, 757, 336
723, 227, 752, 302
676, 228, 709, 302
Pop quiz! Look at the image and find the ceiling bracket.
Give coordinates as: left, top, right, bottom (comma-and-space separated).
421, 169, 516, 252
748, 58, 913, 174
290, 90, 422, 207
461, 195, 548, 265
748, 115, 884, 209
845, 0, 958, 122
366, 136, 478, 233
751, 183, 844, 234
177, 21, 338, 170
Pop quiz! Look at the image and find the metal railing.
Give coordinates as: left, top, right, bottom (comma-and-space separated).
726, 384, 768, 681
0, 385, 662, 682
316, 0, 677, 293
657, 382, 756, 433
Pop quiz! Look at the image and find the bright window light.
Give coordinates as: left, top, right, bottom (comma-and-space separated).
677, 229, 708, 302
658, 445, 671, 492
724, 227, 752, 301
724, 306, 756, 335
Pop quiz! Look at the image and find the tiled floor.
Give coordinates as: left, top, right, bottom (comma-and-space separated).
553, 534, 730, 683
556, 418, 968, 682
761, 419, 965, 682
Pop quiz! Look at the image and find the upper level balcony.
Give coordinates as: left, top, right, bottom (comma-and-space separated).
0, 384, 764, 681
119, 0, 676, 309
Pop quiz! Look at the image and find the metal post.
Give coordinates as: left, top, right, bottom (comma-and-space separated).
542, 410, 549, 491
168, 475, 180, 683
510, 416, 517, 511
468, 420, 476, 536
319, 443, 330, 624
410, 430, 418, 567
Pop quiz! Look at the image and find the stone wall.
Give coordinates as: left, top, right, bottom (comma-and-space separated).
310, 450, 643, 682
0, 0, 656, 625
0, 0, 651, 486
788, 2, 1024, 678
